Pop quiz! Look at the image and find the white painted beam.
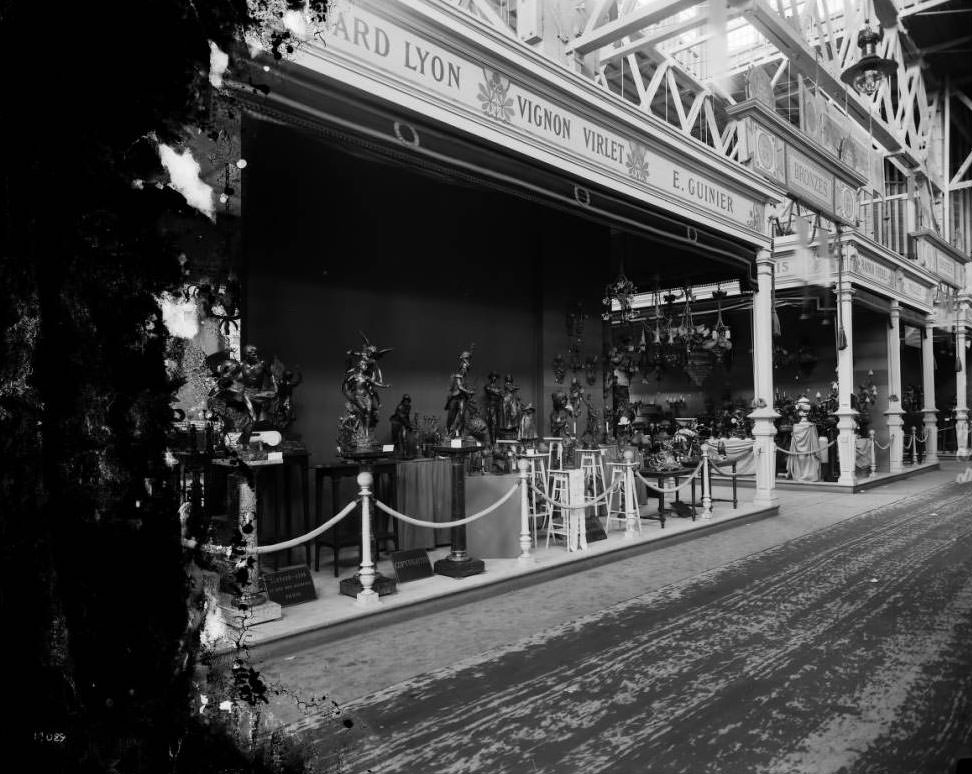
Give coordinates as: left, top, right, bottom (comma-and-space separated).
596, 14, 707, 66
872, 0, 900, 28
567, 0, 702, 55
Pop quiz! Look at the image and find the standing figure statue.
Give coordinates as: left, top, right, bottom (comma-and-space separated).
445, 349, 475, 438
550, 390, 572, 438
389, 394, 414, 457
518, 402, 537, 443
240, 344, 277, 426
271, 366, 302, 429
501, 374, 523, 437
483, 371, 503, 445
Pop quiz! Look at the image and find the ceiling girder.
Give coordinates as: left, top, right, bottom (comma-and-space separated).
738, 0, 916, 163
567, 0, 705, 55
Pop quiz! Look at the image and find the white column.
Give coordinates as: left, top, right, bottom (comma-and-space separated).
922, 317, 939, 463
748, 250, 779, 506
956, 307, 969, 457
622, 449, 638, 539
517, 458, 533, 561
700, 445, 712, 519
885, 300, 905, 473
835, 286, 858, 486
356, 469, 380, 607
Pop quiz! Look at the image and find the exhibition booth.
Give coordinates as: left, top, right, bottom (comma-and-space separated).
171, 0, 967, 642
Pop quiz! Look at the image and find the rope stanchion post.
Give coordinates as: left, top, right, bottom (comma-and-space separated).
701, 445, 712, 520
517, 458, 532, 562
223, 472, 281, 625
623, 450, 638, 540
355, 469, 380, 607
868, 429, 877, 476
234, 474, 269, 608
911, 425, 917, 466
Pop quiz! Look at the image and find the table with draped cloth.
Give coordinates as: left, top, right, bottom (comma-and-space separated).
786, 422, 828, 481
854, 437, 873, 471
703, 438, 757, 475
396, 457, 453, 550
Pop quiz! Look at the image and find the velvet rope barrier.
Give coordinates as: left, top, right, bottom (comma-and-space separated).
634, 460, 705, 494
373, 482, 519, 528
773, 437, 839, 456
708, 458, 745, 476
872, 434, 894, 451
528, 477, 623, 510
181, 497, 362, 556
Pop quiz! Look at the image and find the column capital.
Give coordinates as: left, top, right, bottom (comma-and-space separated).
835, 285, 855, 301
756, 248, 773, 266
888, 299, 901, 314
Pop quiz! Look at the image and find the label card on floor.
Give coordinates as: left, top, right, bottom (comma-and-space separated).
261, 564, 318, 607
585, 513, 608, 543
390, 548, 434, 583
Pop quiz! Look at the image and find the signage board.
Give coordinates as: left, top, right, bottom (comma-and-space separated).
736, 107, 859, 226
901, 276, 930, 302
785, 147, 833, 213
261, 564, 318, 607
307, 1, 768, 235
799, 81, 884, 194
911, 230, 967, 288
849, 254, 895, 287
746, 67, 774, 109
389, 548, 434, 583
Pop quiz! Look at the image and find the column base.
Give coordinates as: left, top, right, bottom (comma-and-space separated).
434, 556, 485, 578
922, 409, 939, 463
218, 598, 282, 628
835, 408, 859, 487
339, 572, 398, 599
885, 410, 905, 474
955, 409, 969, 458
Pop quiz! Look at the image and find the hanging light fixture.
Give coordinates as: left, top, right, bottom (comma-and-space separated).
601, 261, 638, 323
840, 13, 896, 97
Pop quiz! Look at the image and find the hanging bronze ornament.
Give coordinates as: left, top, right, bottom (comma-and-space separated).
685, 350, 714, 387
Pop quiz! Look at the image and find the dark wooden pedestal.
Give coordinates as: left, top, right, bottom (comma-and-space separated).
433, 444, 485, 578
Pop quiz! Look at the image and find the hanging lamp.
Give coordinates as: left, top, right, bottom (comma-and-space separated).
840, 5, 896, 97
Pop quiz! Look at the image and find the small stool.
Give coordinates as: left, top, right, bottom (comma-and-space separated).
523, 451, 550, 546
579, 448, 607, 516
545, 437, 565, 473
605, 462, 641, 535
545, 470, 571, 548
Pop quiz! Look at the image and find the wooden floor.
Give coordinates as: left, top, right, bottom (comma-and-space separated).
272, 472, 972, 773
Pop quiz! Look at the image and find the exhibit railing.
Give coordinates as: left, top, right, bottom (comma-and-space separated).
903, 426, 929, 465
180, 449, 722, 608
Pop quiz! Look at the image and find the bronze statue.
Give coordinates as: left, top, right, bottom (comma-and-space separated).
483, 371, 503, 445
445, 349, 474, 438
550, 390, 571, 438
390, 394, 414, 456
207, 356, 255, 444
240, 344, 276, 425
568, 377, 584, 416
518, 402, 537, 442
501, 374, 522, 435
270, 366, 302, 429
339, 333, 391, 450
